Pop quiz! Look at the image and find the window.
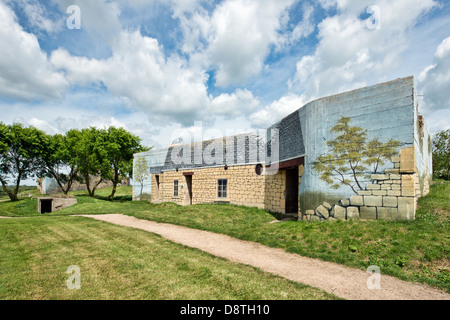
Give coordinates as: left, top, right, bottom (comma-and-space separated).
218, 179, 228, 198
174, 180, 179, 197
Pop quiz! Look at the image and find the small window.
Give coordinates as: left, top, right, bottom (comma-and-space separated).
218, 179, 228, 198
174, 180, 179, 197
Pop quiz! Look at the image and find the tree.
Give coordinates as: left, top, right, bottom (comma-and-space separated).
433, 129, 450, 180
0, 123, 47, 201
364, 138, 402, 181
313, 117, 368, 194
134, 155, 150, 199
74, 127, 109, 197
103, 127, 147, 200
38, 131, 80, 196
313, 117, 401, 194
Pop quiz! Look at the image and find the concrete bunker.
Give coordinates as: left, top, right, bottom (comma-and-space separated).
37, 197, 78, 214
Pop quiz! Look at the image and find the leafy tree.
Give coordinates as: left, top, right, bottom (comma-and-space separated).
38, 131, 80, 196
313, 117, 401, 194
0, 123, 47, 201
364, 138, 402, 180
433, 129, 450, 180
103, 127, 147, 200
134, 155, 150, 199
313, 117, 368, 194
74, 127, 110, 197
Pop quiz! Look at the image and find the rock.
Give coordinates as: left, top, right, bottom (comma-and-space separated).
360, 206, 377, 220
350, 195, 364, 206
323, 202, 332, 210
383, 196, 398, 208
371, 174, 390, 181
339, 199, 350, 207
316, 205, 330, 219
363, 196, 382, 207
332, 205, 347, 220
347, 207, 360, 220
310, 215, 321, 222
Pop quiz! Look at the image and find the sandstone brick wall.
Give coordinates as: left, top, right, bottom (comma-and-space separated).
155, 165, 267, 209
151, 164, 305, 215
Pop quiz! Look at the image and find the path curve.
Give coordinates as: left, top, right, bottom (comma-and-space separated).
76, 214, 449, 300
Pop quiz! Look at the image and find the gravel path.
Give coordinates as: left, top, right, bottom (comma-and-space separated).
76, 214, 450, 300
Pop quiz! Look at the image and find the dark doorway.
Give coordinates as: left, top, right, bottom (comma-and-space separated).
285, 167, 299, 214
185, 175, 193, 205
155, 175, 160, 200
40, 199, 53, 214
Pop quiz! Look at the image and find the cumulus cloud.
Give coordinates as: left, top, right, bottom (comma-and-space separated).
290, 0, 437, 101
51, 29, 264, 126
0, 1, 67, 101
249, 94, 306, 128
206, 0, 296, 87
210, 89, 260, 118
52, 0, 122, 43
418, 36, 450, 130
172, 0, 297, 88
12, 0, 64, 33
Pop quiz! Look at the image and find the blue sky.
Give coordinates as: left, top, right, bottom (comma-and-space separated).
1, 0, 450, 151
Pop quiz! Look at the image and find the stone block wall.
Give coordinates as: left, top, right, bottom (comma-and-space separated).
152, 164, 305, 215
303, 146, 430, 222
155, 165, 268, 210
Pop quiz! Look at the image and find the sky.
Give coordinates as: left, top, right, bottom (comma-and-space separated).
1, 0, 450, 154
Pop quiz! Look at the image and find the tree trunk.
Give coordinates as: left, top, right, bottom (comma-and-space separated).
90, 177, 103, 197
109, 181, 118, 201
84, 174, 94, 197
0, 178, 17, 202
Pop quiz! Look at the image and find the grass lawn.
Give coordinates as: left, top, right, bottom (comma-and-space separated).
0, 182, 449, 294
0, 216, 337, 300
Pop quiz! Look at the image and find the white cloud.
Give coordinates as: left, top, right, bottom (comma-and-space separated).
206, 0, 295, 87
211, 89, 260, 118
289, 0, 437, 101
172, 0, 297, 88
52, 0, 122, 43
27, 118, 60, 135
0, 1, 67, 101
51, 30, 264, 126
276, 2, 315, 51
249, 93, 306, 128
13, 0, 64, 33
418, 36, 450, 118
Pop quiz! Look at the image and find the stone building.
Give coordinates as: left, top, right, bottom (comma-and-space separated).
133, 76, 433, 221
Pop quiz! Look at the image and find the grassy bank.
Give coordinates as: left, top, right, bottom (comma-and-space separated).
0, 216, 336, 300
0, 182, 448, 293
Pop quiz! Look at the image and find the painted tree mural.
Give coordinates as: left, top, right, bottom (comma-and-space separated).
134, 156, 150, 199
313, 117, 401, 194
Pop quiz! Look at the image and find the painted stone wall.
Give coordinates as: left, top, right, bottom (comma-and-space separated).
299, 77, 418, 214
302, 146, 430, 221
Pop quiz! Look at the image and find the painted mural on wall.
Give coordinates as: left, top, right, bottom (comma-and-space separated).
312, 117, 401, 195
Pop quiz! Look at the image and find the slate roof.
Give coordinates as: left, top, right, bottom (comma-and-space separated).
159, 132, 268, 172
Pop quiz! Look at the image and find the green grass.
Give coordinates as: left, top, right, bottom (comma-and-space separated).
0, 216, 337, 300
0, 182, 449, 293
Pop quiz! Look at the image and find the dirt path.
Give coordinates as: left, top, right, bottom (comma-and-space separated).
76, 214, 449, 300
